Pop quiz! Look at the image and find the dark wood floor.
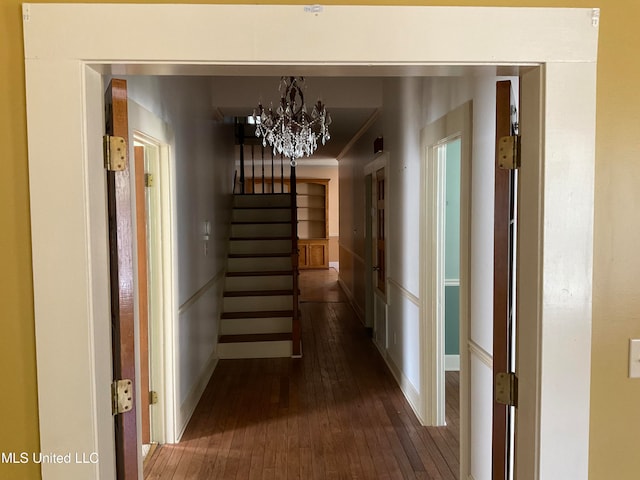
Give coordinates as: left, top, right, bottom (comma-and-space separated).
144, 269, 460, 479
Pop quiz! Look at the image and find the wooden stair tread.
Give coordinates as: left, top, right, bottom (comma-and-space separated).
219, 332, 292, 343
223, 289, 294, 297
229, 236, 291, 241
226, 270, 293, 277
228, 252, 291, 259
233, 206, 291, 210
234, 194, 290, 197
221, 310, 293, 319
231, 221, 291, 225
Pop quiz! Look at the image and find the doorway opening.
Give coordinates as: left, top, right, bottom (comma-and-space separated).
130, 108, 179, 457
23, 5, 598, 480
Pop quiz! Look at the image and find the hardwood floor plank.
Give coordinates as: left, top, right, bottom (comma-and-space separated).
144, 269, 460, 480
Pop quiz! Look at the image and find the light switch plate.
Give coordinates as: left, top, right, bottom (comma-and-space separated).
630, 339, 640, 378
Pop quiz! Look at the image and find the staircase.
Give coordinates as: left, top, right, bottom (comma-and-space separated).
217, 193, 301, 358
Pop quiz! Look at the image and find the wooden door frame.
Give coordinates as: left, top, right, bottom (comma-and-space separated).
134, 145, 151, 447
105, 78, 139, 480
24, 6, 597, 480
493, 79, 515, 480
420, 102, 472, 477
129, 100, 179, 447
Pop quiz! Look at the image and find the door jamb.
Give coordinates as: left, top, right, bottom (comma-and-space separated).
129, 99, 179, 448
420, 101, 472, 476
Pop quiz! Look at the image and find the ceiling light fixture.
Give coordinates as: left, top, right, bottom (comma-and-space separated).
253, 76, 331, 165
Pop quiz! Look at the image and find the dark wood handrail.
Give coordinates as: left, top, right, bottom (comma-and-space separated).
238, 123, 245, 194
290, 163, 301, 357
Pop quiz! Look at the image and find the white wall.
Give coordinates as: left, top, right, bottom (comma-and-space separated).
124, 76, 235, 435
339, 74, 516, 480
424, 75, 518, 480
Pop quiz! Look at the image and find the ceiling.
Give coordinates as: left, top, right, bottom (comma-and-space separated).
211, 76, 383, 162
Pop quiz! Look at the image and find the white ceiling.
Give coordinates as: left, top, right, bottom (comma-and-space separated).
211, 76, 383, 161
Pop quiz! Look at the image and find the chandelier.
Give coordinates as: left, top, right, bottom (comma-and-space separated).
253, 76, 331, 164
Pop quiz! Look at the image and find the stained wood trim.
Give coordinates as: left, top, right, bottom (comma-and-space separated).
105, 78, 139, 480
134, 145, 151, 445
492, 79, 512, 480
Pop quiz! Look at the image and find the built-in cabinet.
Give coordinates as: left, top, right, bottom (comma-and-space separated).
297, 179, 329, 269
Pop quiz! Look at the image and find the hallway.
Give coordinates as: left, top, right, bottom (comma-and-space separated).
144, 269, 460, 479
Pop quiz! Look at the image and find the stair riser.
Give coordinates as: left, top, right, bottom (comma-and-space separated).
231, 223, 292, 237
233, 194, 291, 208
232, 209, 291, 223
220, 317, 292, 335
229, 239, 291, 255
227, 257, 292, 272
217, 340, 293, 359
223, 295, 293, 312
224, 275, 293, 291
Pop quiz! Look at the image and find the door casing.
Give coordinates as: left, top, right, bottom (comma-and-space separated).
129, 101, 179, 449
23, 5, 597, 480
420, 102, 472, 479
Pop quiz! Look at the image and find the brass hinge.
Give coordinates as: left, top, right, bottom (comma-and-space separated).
495, 372, 518, 407
103, 135, 127, 171
112, 379, 133, 415
149, 390, 158, 405
498, 135, 521, 170
145, 173, 154, 187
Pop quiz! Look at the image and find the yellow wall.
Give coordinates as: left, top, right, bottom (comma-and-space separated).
2, 1, 638, 479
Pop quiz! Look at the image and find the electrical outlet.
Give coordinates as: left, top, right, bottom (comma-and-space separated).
630, 339, 640, 378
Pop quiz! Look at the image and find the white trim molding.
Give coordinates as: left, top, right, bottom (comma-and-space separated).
388, 277, 420, 307
445, 355, 461, 372
23, 5, 597, 480
468, 340, 493, 370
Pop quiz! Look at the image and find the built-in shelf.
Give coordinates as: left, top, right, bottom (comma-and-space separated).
297, 179, 329, 269
245, 177, 330, 269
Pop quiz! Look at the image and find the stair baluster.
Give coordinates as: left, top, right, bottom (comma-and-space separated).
290, 163, 301, 357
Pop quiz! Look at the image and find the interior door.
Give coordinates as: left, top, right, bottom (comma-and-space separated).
105, 78, 139, 479
492, 80, 518, 480
373, 167, 387, 348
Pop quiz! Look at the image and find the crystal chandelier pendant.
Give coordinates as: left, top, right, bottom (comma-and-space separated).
252, 77, 331, 163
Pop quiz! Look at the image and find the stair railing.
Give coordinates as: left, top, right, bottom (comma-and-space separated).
239, 145, 288, 194
290, 163, 301, 357
237, 128, 300, 356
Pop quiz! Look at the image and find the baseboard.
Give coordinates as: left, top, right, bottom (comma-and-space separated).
176, 350, 218, 441
329, 261, 339, 271
445, 354, 460, 371
337, 277, 365, 323
374, 341, 423, 423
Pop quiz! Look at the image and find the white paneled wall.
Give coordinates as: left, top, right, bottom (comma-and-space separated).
340, 75, 516, 480
126, 76, 235, 436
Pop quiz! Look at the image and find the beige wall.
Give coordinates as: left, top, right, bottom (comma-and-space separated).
2, 1, 639, 479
